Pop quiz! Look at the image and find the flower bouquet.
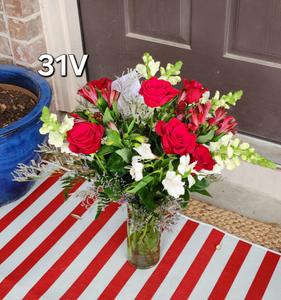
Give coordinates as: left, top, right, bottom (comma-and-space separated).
14, 53, 276, 269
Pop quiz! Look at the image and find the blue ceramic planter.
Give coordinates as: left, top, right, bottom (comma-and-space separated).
0, 65, 52, 205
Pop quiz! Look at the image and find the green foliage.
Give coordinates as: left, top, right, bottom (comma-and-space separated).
138, 187, 156, 211
197, 130, 215, 144
106, 129, 123, 148
116, 148, 132, 163
212, 90, 243, 110
61, 175, 81, 199
107, 153, 127, 175
127, 175, 154, 194
103, 107, 114, 123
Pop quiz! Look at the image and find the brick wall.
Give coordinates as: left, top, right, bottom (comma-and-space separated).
0, 0, 46, 68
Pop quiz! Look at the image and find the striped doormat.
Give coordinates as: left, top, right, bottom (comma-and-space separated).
0, 174, 280, 299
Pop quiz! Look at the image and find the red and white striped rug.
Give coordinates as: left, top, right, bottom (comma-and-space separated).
0, 173, 280, 300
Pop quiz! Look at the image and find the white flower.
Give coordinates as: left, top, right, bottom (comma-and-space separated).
59, 115, 74, 134
136, 64, 147, 78
48, 131, 64, 148
148, 60, 160, 76
177, 155, 197, 188
197, 163, 224, 180
162, 171, 185, 199
39, 124, 51, 135
130, 156, 144, 181
134, 143, 157, 160
200, 91, 210, 104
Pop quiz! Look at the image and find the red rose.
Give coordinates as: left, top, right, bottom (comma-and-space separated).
90, 77, 112, 91
156, 118, 196, 155
179, 79, 207, 104
191, 144, 215, 171
139, 77, 179, 108
67, 122, 104, 155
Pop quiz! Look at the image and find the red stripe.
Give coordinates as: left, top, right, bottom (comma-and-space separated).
208, 240, 251, 300
135, 220, 199, 300
0, 172, 63, 232
245, 251, 280, 300
98, 262, 136, 299
171, 229, 224, 300
0, 198, 93, 299
0, 178, 84, 264
60, 221, 127, 299
23, 203, 119, 299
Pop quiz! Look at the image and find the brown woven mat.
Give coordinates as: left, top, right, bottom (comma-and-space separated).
184, 199, 281, 253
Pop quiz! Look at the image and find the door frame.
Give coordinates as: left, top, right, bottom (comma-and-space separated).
39, 0, 87, 112
38, 0, 281, 167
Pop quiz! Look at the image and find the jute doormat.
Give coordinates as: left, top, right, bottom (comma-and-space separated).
184, 199, 281, 253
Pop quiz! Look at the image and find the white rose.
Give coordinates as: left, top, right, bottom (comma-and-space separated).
162, 171, 185, 198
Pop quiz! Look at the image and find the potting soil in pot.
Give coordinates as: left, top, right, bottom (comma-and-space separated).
0, 84, 38, 128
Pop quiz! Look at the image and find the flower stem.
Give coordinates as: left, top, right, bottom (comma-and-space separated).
94, 154, 108, 174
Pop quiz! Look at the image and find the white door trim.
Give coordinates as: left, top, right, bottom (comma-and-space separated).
39, 0, 86, 112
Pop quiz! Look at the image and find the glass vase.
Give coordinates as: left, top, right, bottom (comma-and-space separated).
127, 202, 161, 269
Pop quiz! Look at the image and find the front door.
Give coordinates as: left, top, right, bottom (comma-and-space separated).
78, 0, 281, 143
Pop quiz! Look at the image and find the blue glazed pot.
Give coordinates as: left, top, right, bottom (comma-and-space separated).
0, 65, 52, 205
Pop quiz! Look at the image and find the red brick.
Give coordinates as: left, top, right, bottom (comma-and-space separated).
0, 35, 11, 56
0, 13, 6, 33
12, 37, 46, 64
0, 1, 3, 11
8, 14, 42, 40
3, 0, 39, 18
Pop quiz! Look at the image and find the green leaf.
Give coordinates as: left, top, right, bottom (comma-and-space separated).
97, 145, 116, 156
196, 189, 212, 197
103, 107, 114, 124
180, 189, 190, 208
127, 176, 154, 193
97, 97, 108, 112
106, 129, 123, 148
107, 153, 127, 175
190, 178, 210, 192
138, 187, 156, 211
127, 118, 135, 134
112, 100, 119, 118
116, 148, 132, 163
197, 130, 215, 144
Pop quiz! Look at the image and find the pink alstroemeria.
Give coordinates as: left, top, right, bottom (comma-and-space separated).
78, 77, 120, 108
78, 82, 98, 105
101, 89, 120, 108
216, 116, 237, 135
209, 108, 237, 135
187, 101, 211, 132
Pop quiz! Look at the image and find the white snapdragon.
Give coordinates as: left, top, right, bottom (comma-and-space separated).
196, 163, 224, 180
200, 91, 210, 104
136, 54, 160, 79
48, 131, 64, 148
134, 143, 157, 160
177, 154, 197, 188
129, 156, 144, 181
59, 115, 74, 134
162, 171, 185, 199
39, 113, 58, 135
47, 115, 74, 148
